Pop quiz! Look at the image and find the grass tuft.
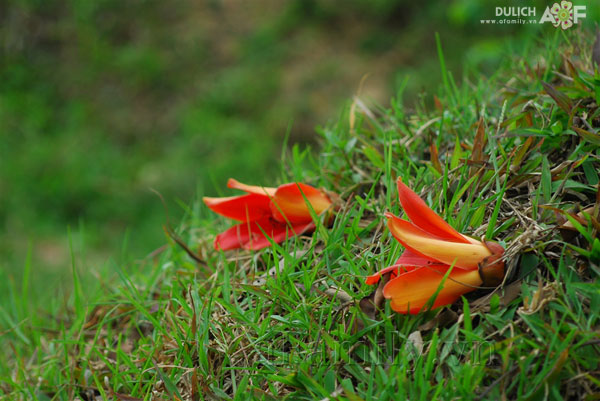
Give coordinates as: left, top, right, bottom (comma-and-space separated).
2, 28, 600, 400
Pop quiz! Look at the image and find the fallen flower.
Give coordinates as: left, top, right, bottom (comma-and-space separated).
203, 178, 336, 250
366, 178, 505, 314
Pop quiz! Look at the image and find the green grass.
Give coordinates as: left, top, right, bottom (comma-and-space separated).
2, 26, 600, 400
0, 0, 553, 295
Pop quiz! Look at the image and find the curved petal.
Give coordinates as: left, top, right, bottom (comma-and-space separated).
203, 193, 272, 222
551, 4, 561, 14
397, 178, 472, 243
396, 249, 437, 266
215, 217, 314, 251
227, 178, 277, 197
270, 183, 332, 224
384, 265, 483, 314
560, 0, 572, 10
244, 220, 316, 250
366, 265, 399, 285
365, 250, 432, 285
386, 213, 491, 270
213, 220, 256, 251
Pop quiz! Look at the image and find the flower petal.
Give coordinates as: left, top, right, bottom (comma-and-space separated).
227, 178, 277, 197
213, 220, 257, 251
270, 183, 332, 224
384, 265, 483, 314
365, 250, 431, 285
366, 265, 399, 285
397, 178, 472, 243
560, 0, 572, 10
562, 19, 573, 29
214, 217, 315, 251
203, 193, 272, 222
396, 249, 436, 266
386, 213, 492, 269
551, 3, 561, 13
244, 220, 316, 250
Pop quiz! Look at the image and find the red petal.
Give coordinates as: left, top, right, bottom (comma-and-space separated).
244, 220, 315, 250
397, 178, 470, 243
386, 214, 491, 270
383, 265, 482, 314
227, 178, 277, 197
213, 221, 254, 251
270, 183, 332, 224
365, 251, 428, 285
365, 265, 398, 285
213, 218, 315, 251
203, 193, 272, 222
396, 249, 435, 266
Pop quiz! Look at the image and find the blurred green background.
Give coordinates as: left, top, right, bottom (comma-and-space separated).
1, 0, 598, 296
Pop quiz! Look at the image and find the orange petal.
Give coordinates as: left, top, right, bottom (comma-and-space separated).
366, 265, 399, 285
395, 249, 436, 267
386, 214, 491, 269
365, 250, 431, 285
383, 265, 483, 314
227, 178, 277, 197
397, 178, 472, 244
214, 218, 315, 251
203, 193, 272, 222
270, 183, 332, 224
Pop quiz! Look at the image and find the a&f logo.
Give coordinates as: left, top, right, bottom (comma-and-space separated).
540, 1, 587, 29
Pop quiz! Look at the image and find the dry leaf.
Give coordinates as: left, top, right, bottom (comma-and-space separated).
518, 280, 558, 315
353, 273, 391, 333
470, 281, 522, 313
592, 30, 600, 68
472, 117, 488, 163
418, 309, 458, 331
434, 95, 443, 112
430, 143, 443, 174
553, 206, 600, 242
541, 81, 573, 114
358, 273, 390, 320
406, 330, 424, 357
470, 117, 488, 179
323, 287, 353, 304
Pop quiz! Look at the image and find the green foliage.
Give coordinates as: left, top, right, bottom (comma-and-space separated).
1, 0, 557, 294
2, 3, 600, 400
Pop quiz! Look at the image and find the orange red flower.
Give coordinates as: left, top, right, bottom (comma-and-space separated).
366, 178, 505, 314
203, 178, 335, 250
